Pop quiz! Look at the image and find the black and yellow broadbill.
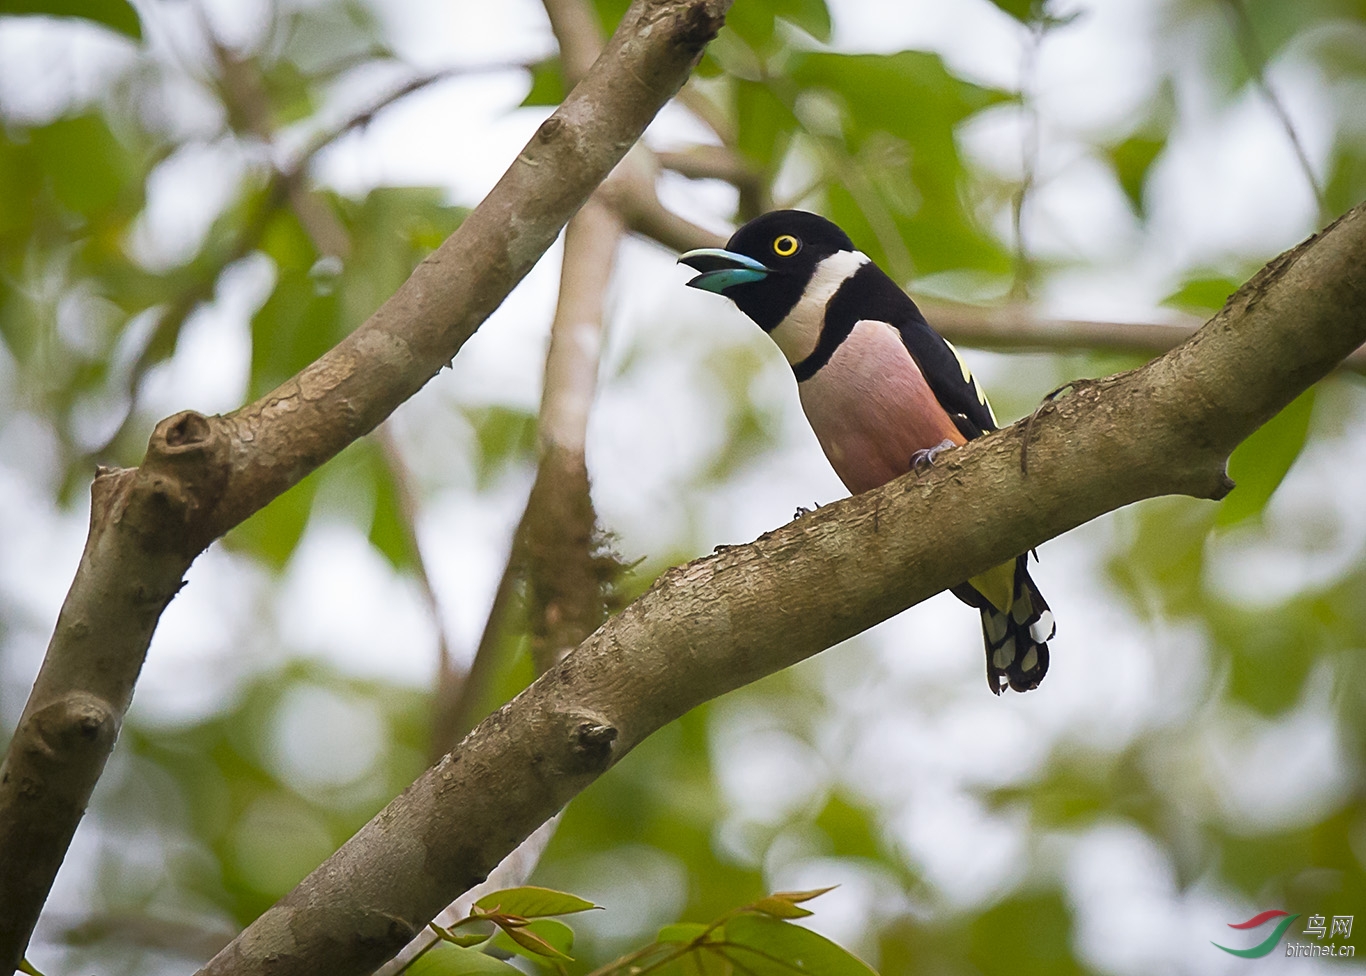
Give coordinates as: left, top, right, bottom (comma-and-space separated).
680, 210, 1055, 694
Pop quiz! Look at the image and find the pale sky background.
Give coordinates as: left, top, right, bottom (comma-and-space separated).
0, 0, 1362, 972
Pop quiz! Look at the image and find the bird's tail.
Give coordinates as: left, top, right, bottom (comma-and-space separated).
951, 555, 1054, 694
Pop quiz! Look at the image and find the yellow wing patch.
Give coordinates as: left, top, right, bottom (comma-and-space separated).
943, 338, 998, 427
968, 560, 1016, 613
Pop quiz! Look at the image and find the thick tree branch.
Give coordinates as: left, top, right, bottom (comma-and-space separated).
196, 207, 1366, 976
0, 2, 731, 969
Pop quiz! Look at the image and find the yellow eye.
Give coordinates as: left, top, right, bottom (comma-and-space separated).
772, 234, 800, 257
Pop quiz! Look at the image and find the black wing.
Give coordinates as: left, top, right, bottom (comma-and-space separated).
893, 299, 997, 439
814, 262, 997, 440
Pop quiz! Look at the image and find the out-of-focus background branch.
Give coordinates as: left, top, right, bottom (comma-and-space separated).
1, 0, 1363, 973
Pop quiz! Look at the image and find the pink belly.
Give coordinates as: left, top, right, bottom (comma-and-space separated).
797, 320, 965, 495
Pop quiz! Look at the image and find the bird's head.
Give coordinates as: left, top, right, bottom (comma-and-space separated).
678, 210, 856, 332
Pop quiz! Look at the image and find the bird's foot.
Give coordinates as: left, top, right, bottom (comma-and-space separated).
793, 501, 822, 519
911, 439, 957, 475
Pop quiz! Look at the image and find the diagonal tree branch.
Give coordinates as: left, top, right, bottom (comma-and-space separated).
195, 202, 1366, 976
0, 2, 732, 969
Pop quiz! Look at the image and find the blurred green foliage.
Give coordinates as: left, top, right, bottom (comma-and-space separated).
0, 0, 141, 40
1, 0, 1365, 974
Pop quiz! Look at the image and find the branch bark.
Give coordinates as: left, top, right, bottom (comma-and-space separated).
195, 206, 1366, 976
0, 2, 731, 969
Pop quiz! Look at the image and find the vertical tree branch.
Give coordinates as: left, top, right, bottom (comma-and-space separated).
430, 198, 624, 744
435, 0, 625, 754
524, 197, 622, 673
1011, 17, 1046, 300
379, 10, 627, 971
375, 424, 464, 766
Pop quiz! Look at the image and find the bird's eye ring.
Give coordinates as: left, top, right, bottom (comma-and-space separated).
772, 234, 800, 257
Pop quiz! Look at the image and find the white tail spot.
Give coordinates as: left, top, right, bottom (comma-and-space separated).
1030, 610, 1055, 643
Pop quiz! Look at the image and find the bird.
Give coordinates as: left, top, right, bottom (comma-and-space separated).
678, 210, 1054, 694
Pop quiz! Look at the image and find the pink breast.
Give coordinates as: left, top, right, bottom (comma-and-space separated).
797, 320, 965, 495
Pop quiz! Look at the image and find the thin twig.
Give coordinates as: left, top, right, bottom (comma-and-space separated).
655, 146, 761, 188
375, 424, 463, 765
436, 541, 524, 749
1011, 18, 1046, 300
1221, 0, 1330, 223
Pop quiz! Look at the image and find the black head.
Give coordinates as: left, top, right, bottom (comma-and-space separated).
678, 210, 857, 331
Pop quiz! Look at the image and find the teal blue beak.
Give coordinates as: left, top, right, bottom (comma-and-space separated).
678, 248, 771, 293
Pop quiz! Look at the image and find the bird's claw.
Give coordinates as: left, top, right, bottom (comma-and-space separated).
793, 502, 822, 519
911, 439, 956, 475
1021, 377, 1094, 475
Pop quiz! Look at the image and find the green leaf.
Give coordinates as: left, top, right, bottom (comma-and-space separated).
466, 405, 538, 488
29, 113, 137, 217
735, 79, 797, 173
790, 51, 1009, 145
490, 917, 575, 961
787, 51, 1013, 279
814, 793, 883, 862
985, 0, 1039, 23
474, 885, 601, 918
223, 468, 320, 569
1107, 133, 1165, 216
748, 887, 835, 919
431, 922, 494, 948
17, 958, 49, 976
1162, 274, 1243, 314
250, 210, 340, 399
749, 898, 813, 919
1218, 388, 1316, 527
406, 944, 525, 976
657, 922, 711, 944
522, 58, 566, 107
724, 0, 831, 52
967, 892, 1083, 975
0, 0, 141, 40
364, 438, 412, 569
720, 914, 879, 975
